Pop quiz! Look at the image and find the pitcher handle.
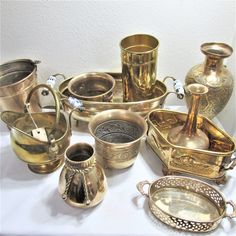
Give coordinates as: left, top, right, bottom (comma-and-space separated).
24, 84, 61, 134
162, 76, 185, 99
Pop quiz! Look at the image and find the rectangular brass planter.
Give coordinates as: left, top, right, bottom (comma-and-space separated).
147, 109, 236, 184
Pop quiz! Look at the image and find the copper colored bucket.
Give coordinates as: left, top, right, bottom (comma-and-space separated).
0, 59, 40, 112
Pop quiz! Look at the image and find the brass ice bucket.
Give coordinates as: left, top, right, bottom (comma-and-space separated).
120, 34, 159, 102
0, 59, 40, 112
59, 143, 107, 208
1, 84, 72, 174
89, 109, 147, 169
68, 72, 116, 102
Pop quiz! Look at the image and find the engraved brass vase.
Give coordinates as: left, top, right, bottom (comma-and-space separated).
0, 59, 40, 112
88, 109, 147, 169
185, 42, 234, 119
58, 143, 107, 208
1, 84, 72, 174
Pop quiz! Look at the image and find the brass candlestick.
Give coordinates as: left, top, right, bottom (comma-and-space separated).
168, 84, 209, 150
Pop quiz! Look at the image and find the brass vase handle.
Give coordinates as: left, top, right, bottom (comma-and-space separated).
136, 180, 151, 197
225, 201, 236, 218
24, 84, 61, 134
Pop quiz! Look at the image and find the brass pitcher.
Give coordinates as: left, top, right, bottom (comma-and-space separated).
185, 42, 234, 119
58, 143, 107, 208
120, 34, 159, 102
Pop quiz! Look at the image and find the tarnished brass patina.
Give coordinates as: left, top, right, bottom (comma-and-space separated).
137, 176, 236, 232
185, 42, 234, 119
68, 72, 116, 102
147, 109, 236, 184
120, 34, 159, 102
0, 59, 41, 112
58, 143, 107, 208
1, 84, 72, 174
89, 109, 147, 169
58, 73, 183, 122
168, 84, 209, 150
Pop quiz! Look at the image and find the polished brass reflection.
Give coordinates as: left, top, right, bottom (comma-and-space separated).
58, 73, 183, 122
1, 84, 71, 174
185, 42, 234, 119
0, 59, 41, 112
137, 176, 236, 232
88, 109, 147, 169
68, 72, 116, 102
120, 34, 159, 102
58, 143, 107, 208
147, 109, 236, 183
168, 84, 209, 150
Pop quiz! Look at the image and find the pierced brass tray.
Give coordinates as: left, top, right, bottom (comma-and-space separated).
147, 109, 236, 184
137, 176, 236, 232
58, 73, 182, 122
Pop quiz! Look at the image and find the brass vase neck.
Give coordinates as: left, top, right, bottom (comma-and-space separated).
203, 56, 223, 76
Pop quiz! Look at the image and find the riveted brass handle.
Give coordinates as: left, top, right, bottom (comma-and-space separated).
225, 201, 236, 218
136, 180, 151, 197
162, 76, 185, 99
24, 84, 61, 134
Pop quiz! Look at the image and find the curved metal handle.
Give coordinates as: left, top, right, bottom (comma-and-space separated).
162, 76, 184, 99
223, 155, 236, 170
136, 180, 151, 197
24, 84, 61, 134
225, 201, 236, 218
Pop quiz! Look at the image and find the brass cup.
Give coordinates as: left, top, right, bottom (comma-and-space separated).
88, 109, 147, 169
120, 34, 159, 102
68, 72, 116, 102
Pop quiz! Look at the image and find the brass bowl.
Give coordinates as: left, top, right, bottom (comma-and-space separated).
68, 72, 115, 102
88, 109, 147, 169
58, 73, 183, 122
147, 109, 236, 184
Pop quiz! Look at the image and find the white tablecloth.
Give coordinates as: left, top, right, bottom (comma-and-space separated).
0, 107, 236, 236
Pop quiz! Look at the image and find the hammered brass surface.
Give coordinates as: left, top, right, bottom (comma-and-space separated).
147, 109, 236, 181
58, 143, 107, 208
88, 109, 147, 169
1, 84, 72, 174
185, 42, 234, 119
137, 176, 236, 232
120, 34, 159, 102
0, 59, 40, 112
58, 73, 180, 122
68, 72, 115, 102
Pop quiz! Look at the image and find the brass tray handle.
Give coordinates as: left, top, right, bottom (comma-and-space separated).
225, 201, 236, 218
24, 84, 61, 134
223, 155, 236, 170
136, 180, 151, 197
162, 76, 185, 99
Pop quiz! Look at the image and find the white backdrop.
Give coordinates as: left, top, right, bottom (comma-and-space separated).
1, 0, 235, 135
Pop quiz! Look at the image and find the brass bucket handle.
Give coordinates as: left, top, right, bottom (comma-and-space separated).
162, 76, 185, 99
136, 180, 151, 197
225, 201, 236, 218
24, 84, 61, 133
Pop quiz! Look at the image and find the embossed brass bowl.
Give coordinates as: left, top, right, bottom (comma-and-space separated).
58, 73, 183, 122
1, 84, 72, 174
147, 109, 236, 184
137, 176, 236, 232
68, 72, 115, 102
88, 109, 147, 169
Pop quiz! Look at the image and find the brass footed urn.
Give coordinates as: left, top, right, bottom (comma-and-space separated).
185, 42, 234, 119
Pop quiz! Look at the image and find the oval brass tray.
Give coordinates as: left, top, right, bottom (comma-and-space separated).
137, 176, 236, 232
58, 73, 182, 122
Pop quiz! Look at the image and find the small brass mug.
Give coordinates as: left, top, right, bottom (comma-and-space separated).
88, 109, 147, 169
120, 34, 159, 102
68, 72, 115, 102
